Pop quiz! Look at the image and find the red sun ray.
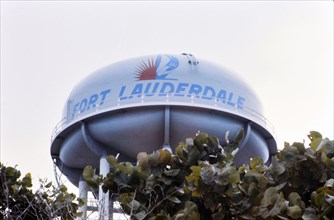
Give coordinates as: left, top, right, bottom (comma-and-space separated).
135, 58, 156, 81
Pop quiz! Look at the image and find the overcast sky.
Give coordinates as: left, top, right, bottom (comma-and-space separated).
1, 1, 333, 192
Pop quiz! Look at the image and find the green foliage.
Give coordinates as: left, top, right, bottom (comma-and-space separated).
0, 163, 81, 220
83, 130, 334, 219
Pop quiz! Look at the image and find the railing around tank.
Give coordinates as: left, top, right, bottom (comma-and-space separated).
51, 117, 68, 142
51, 94, 276, 143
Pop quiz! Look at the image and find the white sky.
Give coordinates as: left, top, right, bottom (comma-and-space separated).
1, 1, 333, 193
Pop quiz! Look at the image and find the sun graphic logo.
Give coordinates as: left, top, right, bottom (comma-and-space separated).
135, 55, 179, 81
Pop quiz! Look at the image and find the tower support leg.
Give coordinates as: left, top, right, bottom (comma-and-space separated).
78, 179, 88, 220
163, 105, 172, 152
99, 155, 111, 220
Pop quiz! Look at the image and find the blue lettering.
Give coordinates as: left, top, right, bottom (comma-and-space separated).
217, 90, 226, 103
79, 98, 88, 113
72, 103, 79, 118
144, 82, 158, 96
144, 83, 152, 94
175, 83, 189, 94
227, 93, 235, 107
151, 82, 160, 93
131, 84, 143, 96
203, 86, 216, 99
99, 89, 111, 105
160, 82, 175, 94
237, 96, 245, 109
87, 94, 98, 110
115, 82, 245, 112
72, 89, 111, 118
188, 84, 202, 97
119, 86, 126, 97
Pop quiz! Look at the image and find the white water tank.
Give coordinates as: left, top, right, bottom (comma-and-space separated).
51, 54, 276, 186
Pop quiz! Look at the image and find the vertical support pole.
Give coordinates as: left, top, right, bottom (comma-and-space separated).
78, 179, 88, 220
163, 106, 172, 152
99, 155, 110, 220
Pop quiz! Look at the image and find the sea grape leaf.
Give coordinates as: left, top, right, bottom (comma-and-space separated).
250, 157, 265, 172
233, 128, 244, 145
325, 179, 334, 188
325, 194, 334, 206
291, 142, 306, 155
207, 136, 220, 154
302, 207, 319, 220
186, 138, 194, 146
117, 162, 133, 175
186, 166, 201, 187
190, 166, 201, 176
148, 151, 160, 167
260, 191, 288, 218
200, 165, 216, 185
158, 149, 172, 165
289, 192, 302, 206
22, 172, 32, 187
6, 166, 20, 178
83, 165, 95, 181
106, 155, 117, 167
287, 205, 303, 219
176, 142, 187, 161
280, 146, 299, 168
185, 146, 201, 166
324, 140, 334, 157
168, 196, 181, 204
308, 131, 323, 151
216, 166, 240, 186
194, 132, 208, 147
270, 156, 286, 177
164, 168, 180, 177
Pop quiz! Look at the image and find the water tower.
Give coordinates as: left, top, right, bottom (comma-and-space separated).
50, 53, 276, 219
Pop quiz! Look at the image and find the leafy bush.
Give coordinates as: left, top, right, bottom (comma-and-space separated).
0, 163, 82, 220
84, 130, 334, 220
